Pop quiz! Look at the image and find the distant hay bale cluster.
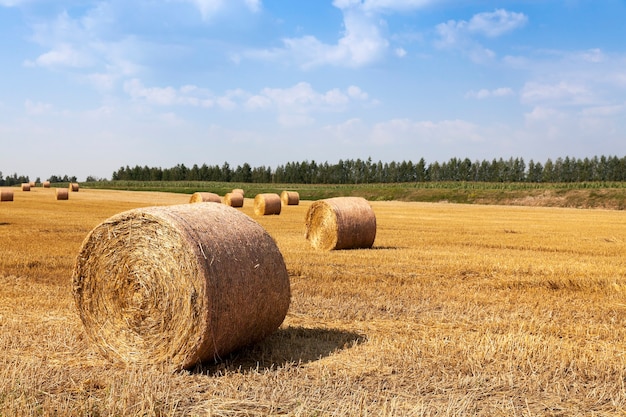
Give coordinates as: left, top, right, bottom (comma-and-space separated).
6, 181, 78, 201
72, 203, 291, 370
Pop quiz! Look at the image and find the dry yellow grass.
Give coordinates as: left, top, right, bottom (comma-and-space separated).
1, 189, 626, 415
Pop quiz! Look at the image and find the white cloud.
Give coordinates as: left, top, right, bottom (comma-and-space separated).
124, 79, 215, 107
395, 47, 407, 57
176, 0, 261, 20
24, 99, 52, 115
244, 0, 438, 68
333, 0, 435, 13
435, 9, 527, 63
467, 9, 527, 37
465, 87, 514, 100
521, 81, 592, 106
369, 118, 483, 146
123, 79, 372, 127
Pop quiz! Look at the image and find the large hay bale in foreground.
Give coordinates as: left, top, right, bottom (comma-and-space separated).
21, 183, 30, 191
72, 203, 290, 370
254, 193, 281, 216
69, 183, 79, 192
1, 190, 13, 202
223, 192, 244, 208
56, 188, 69, 200
189, 192, 221, 204
280, 191, 300, 206
304, 197, 376, 250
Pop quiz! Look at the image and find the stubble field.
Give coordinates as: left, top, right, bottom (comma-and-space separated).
1, 186, 626, 416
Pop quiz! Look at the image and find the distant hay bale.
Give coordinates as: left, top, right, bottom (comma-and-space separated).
280, 191, 300, 206
72, 203, 291, 370
254, 193, 281, 216
21, 183, 30, 191
189, 192, 221, 204
56, 188, 69, 200
69, 183, 79, 192
1, 190, 14, 202
304, 197, 376, 251
232, 188, 245, 196
223, 192, 244, 207
29, 181, 36, 188
43, 181, 51, 188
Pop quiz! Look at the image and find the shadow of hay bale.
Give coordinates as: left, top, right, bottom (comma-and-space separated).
192, 326, 366, 375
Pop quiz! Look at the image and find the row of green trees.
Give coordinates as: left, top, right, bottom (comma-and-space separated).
111, 155, 626, 184
0, 172, 77, 186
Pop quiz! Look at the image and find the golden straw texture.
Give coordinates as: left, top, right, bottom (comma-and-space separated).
72, 203, 291, 370
304, 197, 377, 250
223, 192, 244, 207
0, 190, 13, 202
21, 183, 30, 192
56, 188, 69, 200
280, 191, 300, 206
254, 193, 281, 216
69, 183, 79, 192
189, 192, 221, 204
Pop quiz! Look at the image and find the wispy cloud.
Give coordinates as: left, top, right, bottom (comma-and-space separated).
435, 9, 527, 63
242, 0, 434, 69
465, 87, 515, 100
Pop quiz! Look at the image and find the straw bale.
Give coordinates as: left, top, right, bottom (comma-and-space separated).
232, 188, 245, 196
223, 192, 244, 207
29, 181, 36, 188
69, 183, 79, 192
0, 190, 14, 202
189, 192, 221, 204
280, 191, 300, 206
304, 197, 376, 250
254, 193, 281, 216
21, 183, 30, 191
43, 181, 51, 188
56, 188, 69, 200
72, 203, 291, 370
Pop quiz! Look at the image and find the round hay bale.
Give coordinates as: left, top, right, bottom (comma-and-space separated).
223, 192, 244, 208
56, 188, 69, 200
304, 197, 376, 251
43, 181, 51, 188
29, 181, 36, 188
189, 192, 221, 204
69, 183, 79, 192
232, 188, 245, 196
72, 203, 291, 370
1, 190, 14, 202
280, 191, 300, 206
21, 183, 30, 191
254, 193, 281, 216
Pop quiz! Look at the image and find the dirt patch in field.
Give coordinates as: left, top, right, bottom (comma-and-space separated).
494, 189, 626, 210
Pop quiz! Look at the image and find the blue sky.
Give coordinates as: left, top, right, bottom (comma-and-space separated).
1, 0, 626, 181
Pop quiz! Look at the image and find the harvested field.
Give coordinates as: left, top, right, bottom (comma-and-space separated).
1, 189, 626, 415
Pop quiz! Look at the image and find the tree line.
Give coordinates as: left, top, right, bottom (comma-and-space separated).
0, 172, 78, 186
111, 155, 626, 184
